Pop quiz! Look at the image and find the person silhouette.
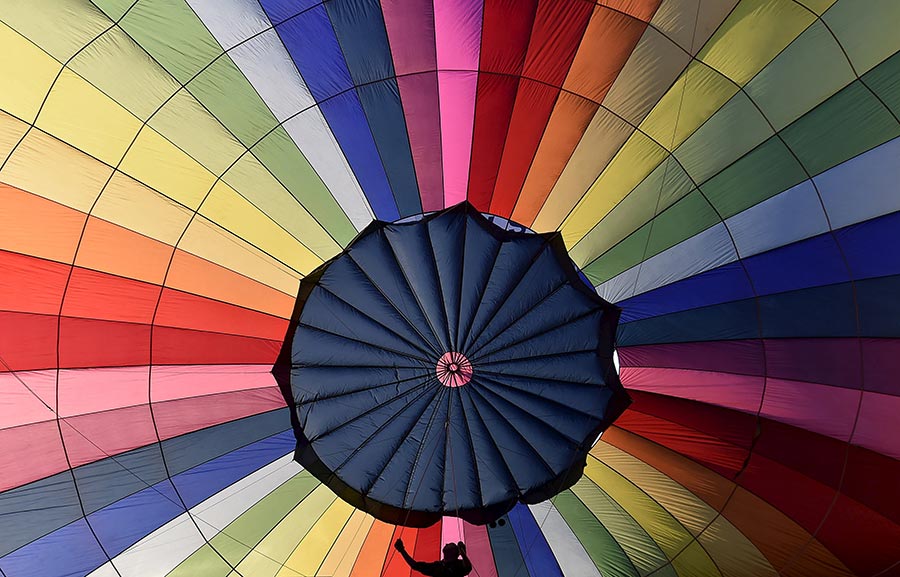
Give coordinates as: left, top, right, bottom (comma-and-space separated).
395, 538, 472, 577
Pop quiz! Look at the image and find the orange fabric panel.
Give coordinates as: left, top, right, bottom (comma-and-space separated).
0, 182, 85, 263
0, 250, 70, 315
350, 520, 395, 577
512, 93, 598, 225
75, 216, 173, 286
598, 0, 662, 22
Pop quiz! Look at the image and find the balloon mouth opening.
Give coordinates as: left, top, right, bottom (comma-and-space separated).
436, 352, 473, 387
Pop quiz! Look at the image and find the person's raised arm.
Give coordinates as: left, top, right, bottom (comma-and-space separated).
395, 539, 431, 574
458, 541, 473, 575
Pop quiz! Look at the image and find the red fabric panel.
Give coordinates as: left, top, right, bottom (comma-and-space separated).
487, 0, 592, 216
0, 250, 70, 315
59, 317, 151, 368
0, 420, 69, 491
752, 418, 845, 490
155, 287, 288, 340
153, 387, 285, 441
382, 526, 418, 577
0, 311, 58, 371
414, 522, 442, 565
151, 325, 281, 366
467, 0, 538, 210
815, 494, 900, 576
613, 409, 748, 479
489, 80, 561, 217
62, 266, 160, 324
843, 445, 900, 523
60, 404, 157, 468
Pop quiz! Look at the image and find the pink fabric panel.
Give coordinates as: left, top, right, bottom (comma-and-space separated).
60, 404, 157, 468
435, 0, 482, 206
398, 73, 444, 211
760, 378, 860, 443
0, 421, 68, 491
620, 366, 764, 414
852, 392, 900, 459
151, 364, 276, 402
0, 370, 56, 428
441, 516, 464, 546
58, 366, 149, 418
461, 521, 498, 577
381, 0, 437, 75
152, 387, 285, 440
438, 71, 479, 206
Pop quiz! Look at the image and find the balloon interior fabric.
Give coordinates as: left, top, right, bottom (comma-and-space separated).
275, 202, 628, 527
0, 0, 899, 576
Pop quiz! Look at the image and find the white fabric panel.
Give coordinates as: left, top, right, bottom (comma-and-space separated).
188, 0, 373, 231
283, 109, 375, 229
186, 0, 271, 50
598, 223, 737, 299
726, 180, 830, 257
89, 454, 300, 577
527, 502, 602, 577
816, 136, 900, 229
596, 265, 642, 304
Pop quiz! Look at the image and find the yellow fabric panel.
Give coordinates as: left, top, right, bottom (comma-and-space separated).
1, 127, 112, 212
279, 498, 355, 576
232, 484, 336, 577
319, 512, 375, 577
199, 181, 322, 275
91, 171, 192, 246
36, 68, 142, 166
0, 110, 28, 162
697, 0, 816, 86
178, 216, 301, 296
533, 108, 633, 232
119, 126, 215, 210
0, 0, 111, 62
639, 61, 737, 151
583, 459, 721, 577
591, 445, 776, 577
0, 23, 60, 121
224, 155, 342, 259
560, 131, 668, 251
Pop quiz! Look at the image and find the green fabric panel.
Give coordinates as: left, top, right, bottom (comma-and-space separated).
571, 478, 677, 577
700, 136, 807, 219
745, 19, 855, 130
167, 544, 232, 577
582, 190, 719, 284
570, 157, 694, 267
253, 129, 356, 245
823, 0, 900, 74
676, 90, 773, 184
117, 0, 222, 84
552, 490, 639, 577
862, 50, 900, 119
90, 0, 134, 23
780, 80, 900, 176
582, 226, 650, 286
210, 471, 319, 566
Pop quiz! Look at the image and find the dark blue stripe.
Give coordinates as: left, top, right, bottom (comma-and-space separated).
508, 504, 563, 577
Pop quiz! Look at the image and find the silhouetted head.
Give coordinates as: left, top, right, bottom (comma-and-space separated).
442, 542, 460, 560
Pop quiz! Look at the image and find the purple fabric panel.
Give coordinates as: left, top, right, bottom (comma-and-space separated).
618, 339, 765, 375
765, 338, 862, 389
852, 391, 900, 459
382, 0, 437, 74
398, 73, 445, 211
861, 338, 900, 396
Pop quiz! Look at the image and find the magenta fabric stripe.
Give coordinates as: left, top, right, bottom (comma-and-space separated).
435, 0, 483, 206
852, 392, 900, 459
382, 0, 444, 210
621, 366, 764, 415
462, 520, 498, 577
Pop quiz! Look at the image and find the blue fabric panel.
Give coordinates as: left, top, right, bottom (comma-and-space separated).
356, 81, 421, 216
742, 232, 849, 295
618, 299, 759, 346
88, 479, 184, 558
0, 518, 108, 577
857, 274, 900, 337
508, 504, 563, 577
324, 0, 420, 215
488, 514, 530, 577
427, 211, 467, 350
267, 3, 398, 219
75, 444, 167, 515
257, 0, 322, 24
618, 262, 752, 323
759, 283, 857, 338
836, 210, 900, 279
0, 472, 80, 557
